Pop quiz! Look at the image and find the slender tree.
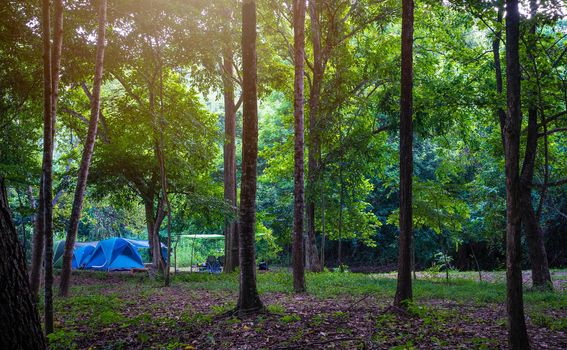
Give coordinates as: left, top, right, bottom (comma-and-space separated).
394, 0, 414, 307
520, 0, 552, 291
236, 0, 264, 315
222, 33, 240, 273
0, 177, 46, 350
504, 0, 530, 348
292, 0, 307, 293
60, 0, 107, 297
39, 0, 63, 335
305, 0, 323, 272
489, 0, 551, 291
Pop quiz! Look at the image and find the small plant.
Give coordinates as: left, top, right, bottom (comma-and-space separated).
96, 310, 125, 325
47, 330, 80, 350
266, 303, 286, 315
211, 302, 235, 315
279, 313, 301, 323
310, 313, 325, 326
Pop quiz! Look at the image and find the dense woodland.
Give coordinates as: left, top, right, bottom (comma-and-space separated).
0, 0, 566, 349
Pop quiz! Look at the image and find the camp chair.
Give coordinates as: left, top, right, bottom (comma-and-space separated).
206, 255, 221, 274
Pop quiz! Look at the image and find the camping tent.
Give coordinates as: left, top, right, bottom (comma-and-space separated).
53, 241, 98, 269
83, 238, 145, 271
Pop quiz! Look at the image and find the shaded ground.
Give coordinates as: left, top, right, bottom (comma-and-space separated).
47, 271, 567, 349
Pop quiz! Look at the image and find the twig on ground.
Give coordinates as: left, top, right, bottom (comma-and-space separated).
348, 294, 371, 309
273, 337, 362, 349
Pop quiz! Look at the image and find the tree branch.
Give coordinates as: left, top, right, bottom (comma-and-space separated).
538, 127, 567, 138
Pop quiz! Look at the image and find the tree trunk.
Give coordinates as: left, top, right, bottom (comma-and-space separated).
394, 0, 414, 308
148, 74, 166, 273
156, 44, 172, 287
0, 178, 47, 350
60, 0, 107, 297
152, 196, 166, 272
223, 44, 239, 273
236, 0, 264, 315
305, 0, 323, 272
292, 0, 307, 294
40, 0, 62, 335
520, 0, 552, 291
29, 188, 44, 299
504, 0, 530, 348
144, 195, 165, 271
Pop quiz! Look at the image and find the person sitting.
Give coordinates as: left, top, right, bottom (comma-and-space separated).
206, 255, 221, 274
258, 261, 269, 271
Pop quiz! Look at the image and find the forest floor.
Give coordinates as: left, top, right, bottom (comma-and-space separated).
45, 270, 567, 349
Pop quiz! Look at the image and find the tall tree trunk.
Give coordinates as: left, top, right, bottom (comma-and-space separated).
292, 0, 307, 293
40, 0, 62, 335
504, 0, 530, 348
156, 45, 172, 286
149, 76, 166, 273
305, 0, 322, 272
394, 0, 414, 308
0, 178, 46, 350
60, 0, 107, 297
520, 0, 552, 291
223, 45, 239, 273
236, 0, 264, 316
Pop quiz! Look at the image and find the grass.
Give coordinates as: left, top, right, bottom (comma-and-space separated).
171, 271, 566, 309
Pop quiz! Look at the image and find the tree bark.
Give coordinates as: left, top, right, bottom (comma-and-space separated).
0, 178, 47, 350
519, 0, 552, 291
305, 0, 323, 272
292, 0, 307, 294
60, 0, 107, 297
39, 0, 63, 335
223, 43, 239, 273
236, 0, 264, 315
504, 0, 530, 348
394, 0, 414, 308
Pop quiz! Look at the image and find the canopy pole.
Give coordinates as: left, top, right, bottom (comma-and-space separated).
190, 237, 196, 273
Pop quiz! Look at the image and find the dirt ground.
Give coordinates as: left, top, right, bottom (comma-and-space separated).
48, 272, 567, 349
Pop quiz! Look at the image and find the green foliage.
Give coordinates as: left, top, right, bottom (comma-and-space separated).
47, 330, 81, 350
279, 313, 301, 324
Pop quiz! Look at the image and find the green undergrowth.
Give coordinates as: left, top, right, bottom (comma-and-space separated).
171, 271, 566, 309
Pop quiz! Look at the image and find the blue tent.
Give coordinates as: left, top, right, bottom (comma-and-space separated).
83, 238, 144, 271
73, 245, 96, 269
53, 241, 97, 269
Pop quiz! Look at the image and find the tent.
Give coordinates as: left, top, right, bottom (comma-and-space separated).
83, 238, 144, 271
53, 241, 98, 269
